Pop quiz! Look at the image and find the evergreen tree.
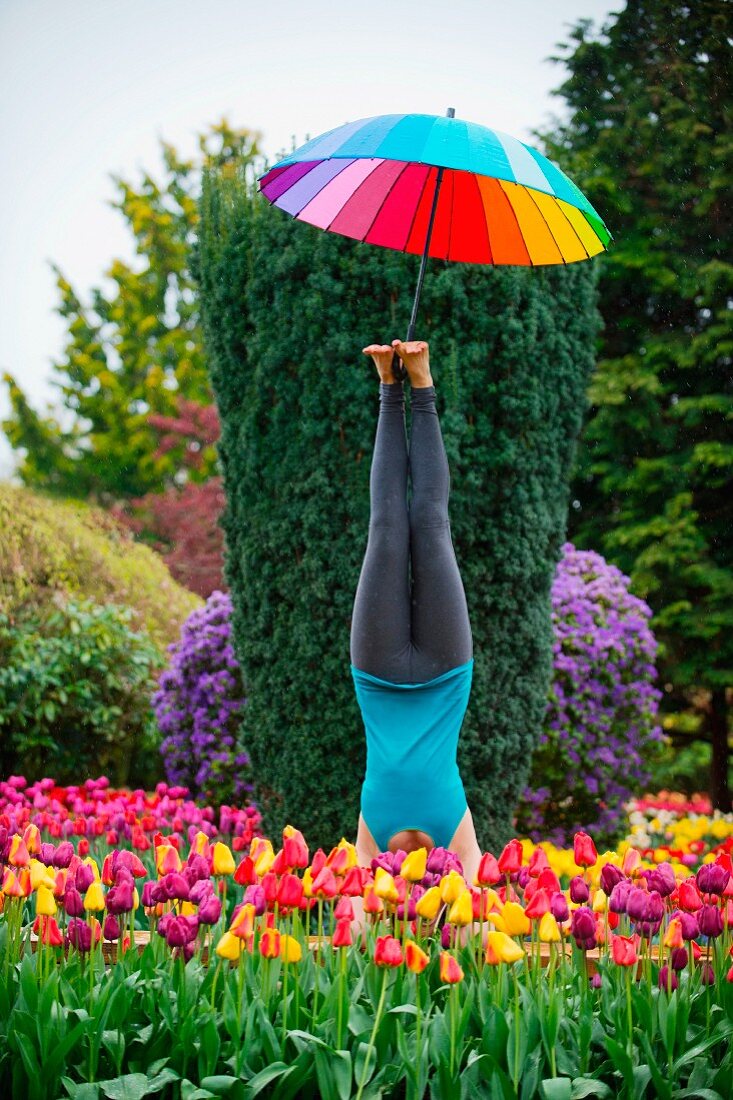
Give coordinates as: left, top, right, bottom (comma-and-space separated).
2, 122, 259, 502
197, 170, 600, 850
544, 0, 733, 807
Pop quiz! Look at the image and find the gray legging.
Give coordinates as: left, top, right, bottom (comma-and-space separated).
350, 382, 473, 684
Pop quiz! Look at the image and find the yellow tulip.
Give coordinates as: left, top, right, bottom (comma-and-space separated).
254, 847, 275, 877
447, 889, 473, 927
439, 870, 466, 905
133, 887, 139, 909
301, 867, 314, 899
230, 902, 256, 937
249, 837, 273, 862
180, 900, 197, 916
592, 889, 607, 913
191, 831, 211, 857
538, 912, 561, 943
155, 844, 182, 876
280, 935, 303, 964
29, 859, 55, 891
486, 930, 525, 964
335, 838, 358, 868
35, 884, 57, 917
484, 909, 508, 933
215, 931, 242, 961
212, 842, 236, 876
415, 886, 442, 920
400, 847, 428, 882
501, 901, 530, 937
374, 868, 399, 903
83, 881, 106, 912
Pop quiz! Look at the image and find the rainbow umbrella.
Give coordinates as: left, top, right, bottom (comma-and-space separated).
258, 108, 611, 376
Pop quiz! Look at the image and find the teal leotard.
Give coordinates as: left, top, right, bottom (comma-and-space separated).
352, 660, 473, 852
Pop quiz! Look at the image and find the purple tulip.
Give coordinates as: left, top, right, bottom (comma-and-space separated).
197, 893, 222, 925
397, 896, 417, 922
647, 891, 664, 923
698, 904, 723, 939
678, 912, 699, 941
159, 872, 190, 901
645, 863, 676, 898
426, 848, 449, 876
183, 940, 197, 963
571, 907, 596, 947
600, 863, 625, 896
609, 880, 632, 914
635, 920, 662, 939
39, 842, 56, 866
550, 892, 569, 923
107, 880, 135, 915
114, 866, 135, 888
670, 947, 688, 971
75, 864, 94, 893
157, 912, 173, 939
103, 915, 121, 941
189, 878, 214, 906
569, 876, 590, 904
590, 972, 602, 989
626, 887, 650, 922
185, 854, 212, 885
517, 868, 531, 890
66, 918, 92, 953
440, 924, 453, 949
63, 886, 84, 917
53, 841, 75, 869
243, 885, 266, 916
696, 864, 730, 897
165, 917, 190, 948
141, 881, 158, 908
700, 963, 715, 986
658, 966, 678, 991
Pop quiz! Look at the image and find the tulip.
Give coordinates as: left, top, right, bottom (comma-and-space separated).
103, 914, 121, 941
29, 860, 55, 891
501, 901, 530, 937
569, 876, 589, 904
230, 902, 256, 939
622, 848, 641, 876
663, 917, 684, 950
155, 844, 182, 876
497, 839, 523, 876
52, 841, 74, 869
570, 907, 596, 949
363, 885, 384, 916
550, 892, 569, 923
415, 886, 442, 921
486, 931, 524, 965
259, 928, 281, 959
678, 881, 703, 912
83, 881, 105, 912
678, 912, 699, 941
528, 847, 550, 877
280, 934, 302, 964
573, 831, 598, 869
698, 904, 724, 939
326, 842, 356, 875
66, 917, 92, 953
35, 884, 57, 917
332, 918, 353, 948
645, 862, 676, 898
311, 866, 339, 900
276, 873, 304, 910
197, 893, 222, 925
211, 842, 236, 876
475, 852, 502, 887
599, 863, 625, 896
609, 879, 632, 914
525, 888, 551, 920
341, 866, 367, 897
39, 915, 64, 947
243, 884, 267, 916
538, 912, 561, 943
447, 889, 473, 927
63, 885, 84, 917
439, 952, 464, 983
215, 931, 242, 961
8, 835, 30, 867
234, 856, 257, 887
439, 870, 466, 905
626, 886, 650, 923
374, 868, 399, 904
374, 935, 403, 967
106, 880, 135, 914
405, 941, 429, 973
592, 889, 608, 914
658, 966, 678, 992
334, 896, 355, 922
537, 868, 562, 894
282, 826, 309, 869
309, 849, 327, 877
400, 847, 428, 882
611, 935, 637, 967
697, 863, 730, 897
700, 963, 715, 986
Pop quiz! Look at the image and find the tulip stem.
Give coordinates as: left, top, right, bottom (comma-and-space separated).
415, 972, 422, 1100
282, 959, 289, 1048
625, 966, 633, 1059
355, 967, 388, 1100
336, 947, 347, 1048
449, 981, 458, 1077
512, 968, 520, 1092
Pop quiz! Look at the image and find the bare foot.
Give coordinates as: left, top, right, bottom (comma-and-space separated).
391, 340, 433, 388
362, 344, 397, 384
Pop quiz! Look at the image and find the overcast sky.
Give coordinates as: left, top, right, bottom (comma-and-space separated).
0, 0, 618, 477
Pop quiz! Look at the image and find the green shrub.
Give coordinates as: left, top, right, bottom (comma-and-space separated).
0, 600, 163, 787
0, 483, 201, 650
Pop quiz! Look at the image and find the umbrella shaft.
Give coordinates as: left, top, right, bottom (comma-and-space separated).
407, 163, 445, 342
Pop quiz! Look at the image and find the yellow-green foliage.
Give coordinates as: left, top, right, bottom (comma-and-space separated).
0, 483, 201, 649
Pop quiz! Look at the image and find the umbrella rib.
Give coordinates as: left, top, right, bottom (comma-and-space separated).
522, 186, 567, 265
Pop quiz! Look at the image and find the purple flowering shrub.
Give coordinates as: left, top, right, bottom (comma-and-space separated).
516, 543, 663, 847
152, 591, 253, 806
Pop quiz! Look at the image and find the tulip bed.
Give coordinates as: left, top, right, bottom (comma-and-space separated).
1, 779, 733, 1099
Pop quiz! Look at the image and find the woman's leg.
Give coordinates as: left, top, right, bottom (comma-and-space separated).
408, 383, 473, 681
350, 378, 412, 680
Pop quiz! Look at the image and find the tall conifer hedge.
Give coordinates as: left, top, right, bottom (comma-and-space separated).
197, 169, 599, 850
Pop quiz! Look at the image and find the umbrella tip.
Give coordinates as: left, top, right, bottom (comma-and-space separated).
446, 107, 455, 118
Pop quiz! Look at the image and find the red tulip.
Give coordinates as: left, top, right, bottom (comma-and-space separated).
334, 896, 354, 921
476, 852, 501, 886
537, 868, 561, 894
259, 928, 281, 959
341, 866, 367, 897
374, 935, 403, 967
528, 848, 550, 877
439, 952, 464, 983
276, 873, 304, 909
525, 888, 551, 920
498, 840, 523, 876
573, 831, 598, 868
310, 849, 327, 878
678, 880, 703, 911
311, 867, 339, 900
282, 827, 309, 869
234, 856, 257, 887
332, 918, 353, 948
611, 934, 638, 967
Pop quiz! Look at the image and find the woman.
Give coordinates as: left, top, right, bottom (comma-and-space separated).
351, 338, 482, 888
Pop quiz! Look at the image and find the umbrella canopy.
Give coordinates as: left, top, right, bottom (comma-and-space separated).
258, 112, 611, 267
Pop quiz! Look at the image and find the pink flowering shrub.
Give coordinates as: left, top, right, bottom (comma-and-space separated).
517, 543, 663, 846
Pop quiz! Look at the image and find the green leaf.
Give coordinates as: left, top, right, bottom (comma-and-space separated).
98, 1074, 150, 1100
199, 1077, 242, 1095
353, 1042, 377, 1089
61, 1080, 100, 1100
570, 1080, 613, 1099
540, 1081, 572, 1100
243, 1062, 289, 1097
